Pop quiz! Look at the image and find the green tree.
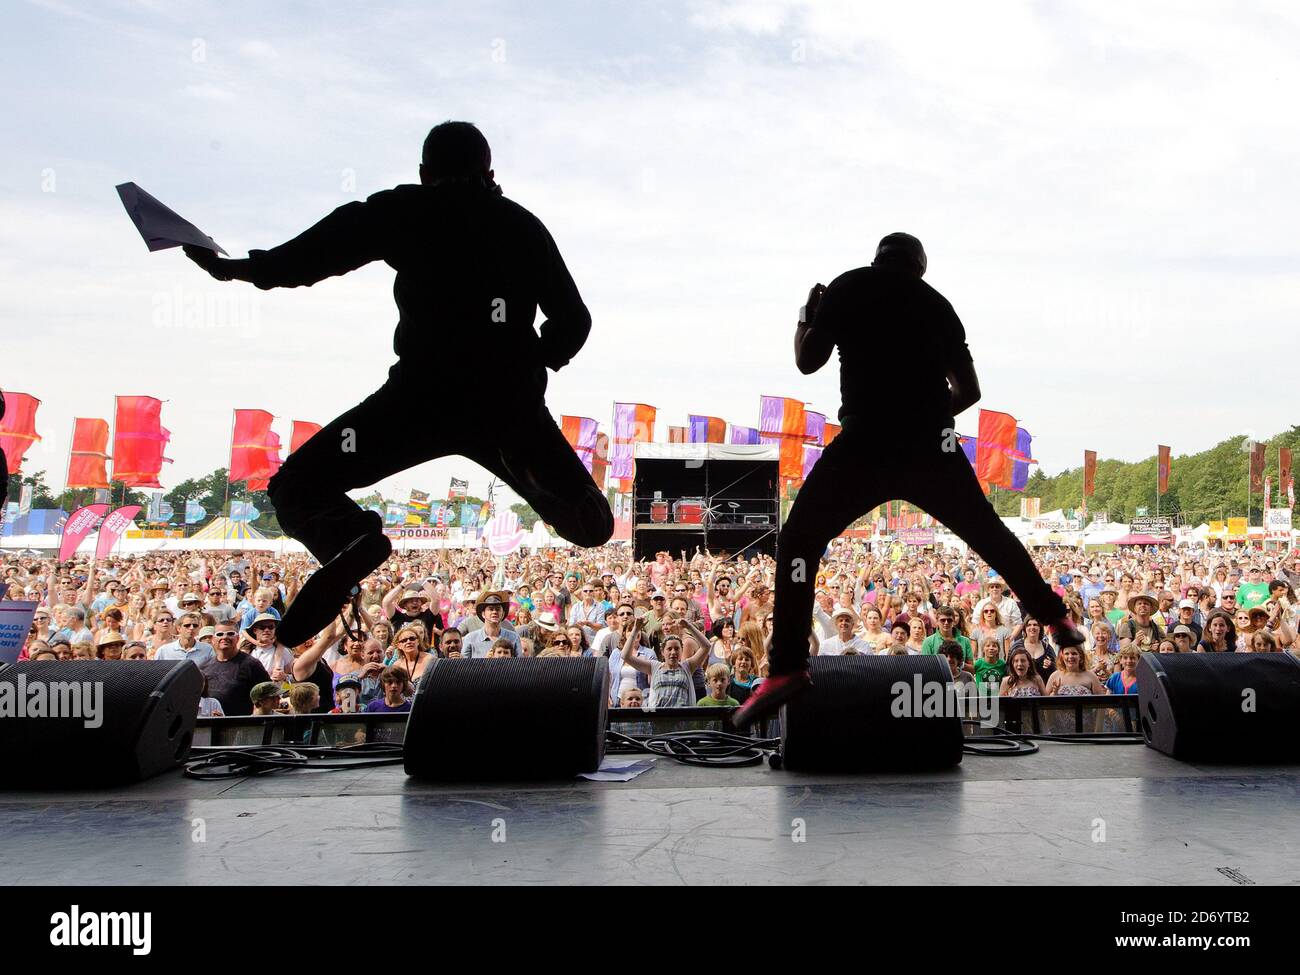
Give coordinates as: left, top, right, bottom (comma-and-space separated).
6, 469, 59, 507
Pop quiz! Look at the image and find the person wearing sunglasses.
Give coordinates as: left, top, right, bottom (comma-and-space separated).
153, 611, 215, 663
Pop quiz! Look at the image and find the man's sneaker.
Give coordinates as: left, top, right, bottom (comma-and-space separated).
1050, 618, 1087, 649
277, 530, 391, 647
732, 670, 812, 731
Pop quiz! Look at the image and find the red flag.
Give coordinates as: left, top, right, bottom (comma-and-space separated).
66, 418, 111, 489
96, 504, 141, 560
1083, 449, 1097, 497
1157, 445, 1170, 495
1249, 442, 1266, 494
58, 503, 110, 561
289, 420, 322, 455
230, 409, 282, 484
975, 410, 1017, 486
0, 391, 41, 475
113, 396, 171, 488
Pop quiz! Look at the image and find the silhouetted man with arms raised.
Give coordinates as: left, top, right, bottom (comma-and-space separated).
736, 232, 1084, 727
186, 121, 614, 645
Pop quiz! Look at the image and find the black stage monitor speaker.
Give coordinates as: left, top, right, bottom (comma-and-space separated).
404, 657, 610, 780
0, 660, 203, 786
1137, 652, 1300, 763
780, 655, 964, 772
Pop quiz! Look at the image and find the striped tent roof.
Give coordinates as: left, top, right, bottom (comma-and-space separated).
189, 516, 268, 541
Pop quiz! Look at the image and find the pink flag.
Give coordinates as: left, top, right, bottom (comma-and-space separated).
96, 504, 142, 560
59, 504, 111, 561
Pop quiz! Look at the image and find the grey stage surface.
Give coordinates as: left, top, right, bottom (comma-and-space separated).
3, 743, 1297, 885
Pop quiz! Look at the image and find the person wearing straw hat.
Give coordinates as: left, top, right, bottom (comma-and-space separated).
1116, 593, 1163, 650
462, 592, 520, 659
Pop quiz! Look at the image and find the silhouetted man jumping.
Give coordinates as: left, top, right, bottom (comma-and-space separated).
186, 121, 614, 646
736, 233, 1085, 727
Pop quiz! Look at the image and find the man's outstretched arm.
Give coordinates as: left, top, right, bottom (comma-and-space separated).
947, 356, 981, 416
184, 196, 389, 290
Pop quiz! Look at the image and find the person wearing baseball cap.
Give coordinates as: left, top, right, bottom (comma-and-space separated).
463, 592, 520, 658
1174, 599, 1202, 643
250, 681, 284, 716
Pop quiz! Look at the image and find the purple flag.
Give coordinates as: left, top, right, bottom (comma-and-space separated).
1011, 427, 1033, 491
730, 426, 759, 445
612, 403, 637, 479
802, 444, 823, 479
805, 411, 826, 446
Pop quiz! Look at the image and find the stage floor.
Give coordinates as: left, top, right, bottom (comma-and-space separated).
3, 743, 1297, 885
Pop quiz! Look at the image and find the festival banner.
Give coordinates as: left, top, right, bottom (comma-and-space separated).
801, 444, 823, 480
0, 600, 40, 666
448, 477, 469, 499
1083, 449, 1097, 497
1227, 516, 1248, 542
66, 418, 111, 489
95, 504, 141, 559
0, 391, 41, 475
668, 425, 687, 443
1008, 427, 1034, 491
805, 411, 826, 447
688, 415, 726, 444
112, 395, 171, 488
459, 502, 479, 528
612, 403, 656, 492
974, 410, 1017, 486
1157, 444, 1170, 495
17, 485, 32, 519
58, 503, 110, 561
408, 489, 430, 515
729, 426, 759, 445
824, 422, 841, 446
1249, 441, 1266, 494
184, 500, 206, 524
229, 500, 260, 523
560, 416, 599, 473
759, 395, 808, 481
230, 409, 282, 485
288, 420, 322, 455
1020, 497, 1042, 519
591, 432, 610, 491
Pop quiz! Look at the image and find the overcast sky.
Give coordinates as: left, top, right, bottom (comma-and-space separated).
3, 0, 1296, 507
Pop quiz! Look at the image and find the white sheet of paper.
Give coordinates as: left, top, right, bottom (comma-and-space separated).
578, 757, 655, 782
116, 181, 228, 255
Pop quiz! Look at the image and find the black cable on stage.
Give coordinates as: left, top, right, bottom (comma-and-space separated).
605, 729, 779, 768
962, 724, 1145, 757
183, 741, 405, 779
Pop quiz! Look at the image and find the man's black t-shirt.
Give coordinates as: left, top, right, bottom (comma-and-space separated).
814, 265, 972, 427
199, 652, 271, 717
243, 183, 591, 379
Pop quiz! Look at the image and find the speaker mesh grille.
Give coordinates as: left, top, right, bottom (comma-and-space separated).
0, 660, 202, 785
404, 657, 609, 779
781, 655, 964, 772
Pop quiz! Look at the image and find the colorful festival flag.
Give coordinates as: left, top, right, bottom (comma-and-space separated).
561, 416, 600, 473
1157, 444, 1171, 495
289, 420, 321, 455
58, 504, 110, 561
0, 391, 41, 475
1083, 450, 1097, 497
688, 415, 726, 444
759, 395, 807, 482
612, 403, 655, 493
66, 417, 111, 490
96, 504, 141, 559
230, 409, 282, 485
729, 426, 759, 445
113, 396, 171, 488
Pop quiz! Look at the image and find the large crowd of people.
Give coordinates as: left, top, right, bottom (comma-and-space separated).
5, 538, 1299, 722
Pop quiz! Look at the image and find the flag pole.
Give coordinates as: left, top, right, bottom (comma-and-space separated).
62, 417, 76, 509
224, 409, 235, 518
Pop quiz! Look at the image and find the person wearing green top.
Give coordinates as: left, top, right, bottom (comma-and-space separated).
973, 636, 1008, 694
1235, 569, 1270, 610
698, 663, 740, 707
921, 607, 973, 668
